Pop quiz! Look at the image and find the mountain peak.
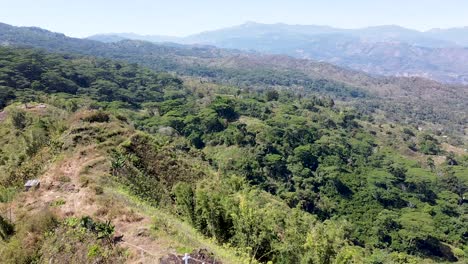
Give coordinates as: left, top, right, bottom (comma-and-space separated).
241, 21, 261, 27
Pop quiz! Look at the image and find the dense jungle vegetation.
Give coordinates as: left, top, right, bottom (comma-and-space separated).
0, 47, 467, 263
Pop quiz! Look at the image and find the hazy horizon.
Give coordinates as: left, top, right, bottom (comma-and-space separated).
2, 0, 468, 38
87, 21, 468, 38
4, 20, 468, 39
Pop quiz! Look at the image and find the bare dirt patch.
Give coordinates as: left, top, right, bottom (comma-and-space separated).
12, 146, 174, 263
0, 111, 6, 122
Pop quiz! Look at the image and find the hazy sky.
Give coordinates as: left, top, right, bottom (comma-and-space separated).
1, 0, 468, 37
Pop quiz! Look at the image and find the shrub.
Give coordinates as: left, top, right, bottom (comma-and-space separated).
50, 199, 66, 207
0, 209, 57, 263
10, 109, 28, 130
83, 111, 110, 123
0, 215, 14, 240
94, 186, 104, 195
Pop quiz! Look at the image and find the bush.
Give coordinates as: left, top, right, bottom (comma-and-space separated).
83, 111, 110, 123
10, 109, 28, 130
0, 86, 16, 108
94, 186, 104, 195
0, 215, 14, 240
0, 209, 57, 263
266, 90, 279, 101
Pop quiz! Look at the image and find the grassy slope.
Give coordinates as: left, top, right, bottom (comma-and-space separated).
0, 105, 250, 264
1, 101, 467, 263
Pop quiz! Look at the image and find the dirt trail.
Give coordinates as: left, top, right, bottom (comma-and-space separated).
15, 147, 171, 263
0, 111, 6, 122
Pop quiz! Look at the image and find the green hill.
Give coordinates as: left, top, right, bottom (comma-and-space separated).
0, 47, 467, 263
1, 22, 467, 137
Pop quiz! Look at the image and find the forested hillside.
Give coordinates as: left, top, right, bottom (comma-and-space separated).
0, 47, 467, 263
184, 22, 468, 84
94, 22, 468, 84
1, 22, 467, 137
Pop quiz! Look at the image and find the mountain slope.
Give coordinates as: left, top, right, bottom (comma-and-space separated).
0, 22, 467, 135
0, 104, 249, 264
0, 47, 467, 263
185, 22, 456, 48
93, 22, 468, 84
183, 22, 468, 84
426, 27, 468, 46
88, 32, 181, 44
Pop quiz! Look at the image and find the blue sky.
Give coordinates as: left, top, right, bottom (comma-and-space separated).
1, 0, 467, 37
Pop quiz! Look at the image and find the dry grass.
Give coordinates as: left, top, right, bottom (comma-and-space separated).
3, 109, 248, 264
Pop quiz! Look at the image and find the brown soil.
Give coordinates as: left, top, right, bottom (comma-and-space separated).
12, 145, 173, 263
0, 111, 6, 122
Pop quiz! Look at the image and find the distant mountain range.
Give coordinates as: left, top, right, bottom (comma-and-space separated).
88, 22, 468, 84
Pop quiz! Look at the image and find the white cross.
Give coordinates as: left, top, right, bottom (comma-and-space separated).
182, 253, 190, 264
